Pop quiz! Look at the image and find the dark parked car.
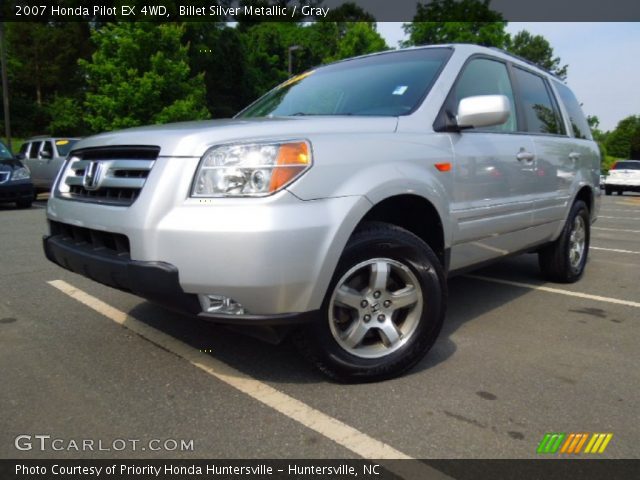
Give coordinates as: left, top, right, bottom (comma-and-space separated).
0, 141, 34, 208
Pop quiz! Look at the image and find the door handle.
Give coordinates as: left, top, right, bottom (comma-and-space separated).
516, 150, 535, 162
569, 152, 581, 161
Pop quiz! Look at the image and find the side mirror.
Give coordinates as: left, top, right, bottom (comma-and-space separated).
39, 150, 52, 159
16, 153, 26, 160
456, 95, 511, 129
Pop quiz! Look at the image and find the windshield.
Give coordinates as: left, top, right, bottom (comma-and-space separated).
0, 142, 12, 159
238, 48, 452, 118
612, 161, 640, 170
55, 139, 79, 157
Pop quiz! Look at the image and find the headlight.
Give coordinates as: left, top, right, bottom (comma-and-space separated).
11, 166, 30, 181
191, 140, 312, 197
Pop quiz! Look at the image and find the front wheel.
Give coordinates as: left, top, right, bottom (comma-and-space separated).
539, 200, 590, 283
605, 187, 612, 196
294, 222, 446, 382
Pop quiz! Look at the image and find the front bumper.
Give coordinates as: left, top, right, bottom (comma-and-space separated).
43, 233, 319, 325
0, 180, 33, 203
46, 162, 372, 317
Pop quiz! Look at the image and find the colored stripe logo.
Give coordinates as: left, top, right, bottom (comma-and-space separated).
537, 433, 613, 454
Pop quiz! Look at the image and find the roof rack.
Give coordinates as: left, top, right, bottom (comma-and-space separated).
488, 47, 561, 80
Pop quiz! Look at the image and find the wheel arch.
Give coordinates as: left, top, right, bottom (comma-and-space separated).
354, 194, 448, 269
575, 185, 594, 214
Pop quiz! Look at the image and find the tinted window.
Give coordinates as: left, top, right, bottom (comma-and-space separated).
55, 139, 78, 157
452, 58, 517, 133
513, 68, 564, 135
238, 48, 452, 118
612, 161, 640, 170
554, 82, 592, 140
28, 141, 42, 159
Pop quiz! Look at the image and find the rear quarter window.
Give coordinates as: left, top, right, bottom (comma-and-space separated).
554, 82, 593, 140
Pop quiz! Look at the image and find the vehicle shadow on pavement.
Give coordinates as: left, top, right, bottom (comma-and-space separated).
125, 254, 544, 384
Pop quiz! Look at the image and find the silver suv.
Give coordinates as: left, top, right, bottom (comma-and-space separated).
44, 45, 600, 381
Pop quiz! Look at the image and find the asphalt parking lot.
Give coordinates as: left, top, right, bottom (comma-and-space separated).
1, 194, 639, 461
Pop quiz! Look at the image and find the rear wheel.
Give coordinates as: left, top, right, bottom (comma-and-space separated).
617, 190, 624, 195
16, 199, 32, 209
295, 222, 446, 382
605, 187, 612, 196
539, 200, 590, 283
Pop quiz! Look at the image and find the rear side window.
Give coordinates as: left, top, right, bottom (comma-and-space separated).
28, 141, 42, 159
42, 141, 53, 157
612, 161, 640, 170
513, 67, 565, 135
554, 82, 592, 140
452, 58, 517, 133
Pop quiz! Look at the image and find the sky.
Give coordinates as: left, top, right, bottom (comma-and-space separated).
377, 22, 640, 132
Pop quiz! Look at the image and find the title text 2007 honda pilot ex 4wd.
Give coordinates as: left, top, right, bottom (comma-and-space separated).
44, 45, 600, 382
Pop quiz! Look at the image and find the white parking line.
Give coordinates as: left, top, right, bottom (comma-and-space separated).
593, 227, 640, 234
465, 275, 640, 309
47, 279, 451, 479
592, 246, 640, 255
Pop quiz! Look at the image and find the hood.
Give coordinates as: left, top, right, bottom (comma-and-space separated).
0, 157, 24, 172
70, 116, 399, 158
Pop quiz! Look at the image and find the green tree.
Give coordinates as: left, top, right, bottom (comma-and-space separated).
402, 0, 508, 48
324, 23, 388, 62
241, 22, 300, 98
47, 96, 87, 136
185, 23, 255, 118
4, 22, 93, 135
507, 30, 568, 79
6, 22, 92, 105
81, 22, 208, 132
605, 115, 640, 159
630, 125, 640, 160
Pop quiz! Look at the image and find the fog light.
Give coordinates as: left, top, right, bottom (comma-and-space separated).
198, 294, 245, 315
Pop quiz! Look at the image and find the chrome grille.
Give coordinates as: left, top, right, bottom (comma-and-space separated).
58, 146, 159, 206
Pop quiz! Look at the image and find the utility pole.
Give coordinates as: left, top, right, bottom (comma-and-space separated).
0, 22, 11, 151
288, 45, 301, 77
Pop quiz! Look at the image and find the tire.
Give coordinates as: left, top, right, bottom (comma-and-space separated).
16, 199, 32, 209
617, 190, 624, 195
294, 222, 447, 383
605, 187, 612, 196
538, 200, 590, 283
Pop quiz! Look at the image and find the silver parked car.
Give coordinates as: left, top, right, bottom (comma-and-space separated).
43, 45, 600, 381
19, 136, 79, 194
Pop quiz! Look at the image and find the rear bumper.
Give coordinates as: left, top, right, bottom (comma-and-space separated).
43, 233, 317, 325
605, 179, 640, 190
0, 181, 33, 203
